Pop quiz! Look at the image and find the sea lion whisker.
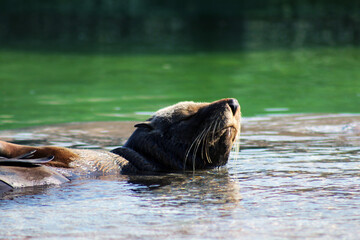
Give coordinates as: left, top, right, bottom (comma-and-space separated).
202, 121, 215, 160
201, 118, 220, 164
208, 117, 224, 163
211, 117, 221, 143
211, 119, 217, 142
204, 127, 212, 164
184, 127, 207, 170
200, 124, 213, 164
192, 126, 210, 171
201, 127, 208, 162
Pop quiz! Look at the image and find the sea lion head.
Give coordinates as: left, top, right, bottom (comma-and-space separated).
124, 98, 241, 172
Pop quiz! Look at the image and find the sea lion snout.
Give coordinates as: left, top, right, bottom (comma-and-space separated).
214, 98, 241, 133
227, 98, 240, 116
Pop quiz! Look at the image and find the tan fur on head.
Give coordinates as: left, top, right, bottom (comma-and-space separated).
152, 101, 208, 123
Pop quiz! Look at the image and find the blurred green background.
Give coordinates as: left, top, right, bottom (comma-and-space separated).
0, 0, 359, 129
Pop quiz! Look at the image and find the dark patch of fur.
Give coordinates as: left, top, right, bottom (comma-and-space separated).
119, 99, 240, 172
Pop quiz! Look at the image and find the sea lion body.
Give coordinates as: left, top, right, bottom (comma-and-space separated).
0, 98, 241, 190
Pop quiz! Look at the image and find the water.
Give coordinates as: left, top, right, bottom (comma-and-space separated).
1, 3, 359, 237
1, 114, 359, 239
1, 47, 360, 130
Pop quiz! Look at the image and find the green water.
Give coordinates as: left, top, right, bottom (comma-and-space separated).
0, 47, 359, 130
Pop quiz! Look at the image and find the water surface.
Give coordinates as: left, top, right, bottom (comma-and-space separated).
1, 47, 359, 130
1, 114, 359, 239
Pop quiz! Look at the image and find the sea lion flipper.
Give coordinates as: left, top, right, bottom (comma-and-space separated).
0, 155, 54, 166
0, 149, 54, 166
14, 150, 37, 159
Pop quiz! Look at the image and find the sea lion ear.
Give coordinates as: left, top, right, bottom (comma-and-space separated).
134, 121, 154, 130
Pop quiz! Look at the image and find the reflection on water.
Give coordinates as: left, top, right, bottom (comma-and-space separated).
1, 48, 360, 130
0, 114, 359, 239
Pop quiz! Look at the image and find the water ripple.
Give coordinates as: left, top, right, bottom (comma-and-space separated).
1, 114, 360, 239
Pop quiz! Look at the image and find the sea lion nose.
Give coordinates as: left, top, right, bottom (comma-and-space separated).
227, 98, 239, 115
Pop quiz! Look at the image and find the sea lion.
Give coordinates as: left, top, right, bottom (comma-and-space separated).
0, 98, 241, 189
